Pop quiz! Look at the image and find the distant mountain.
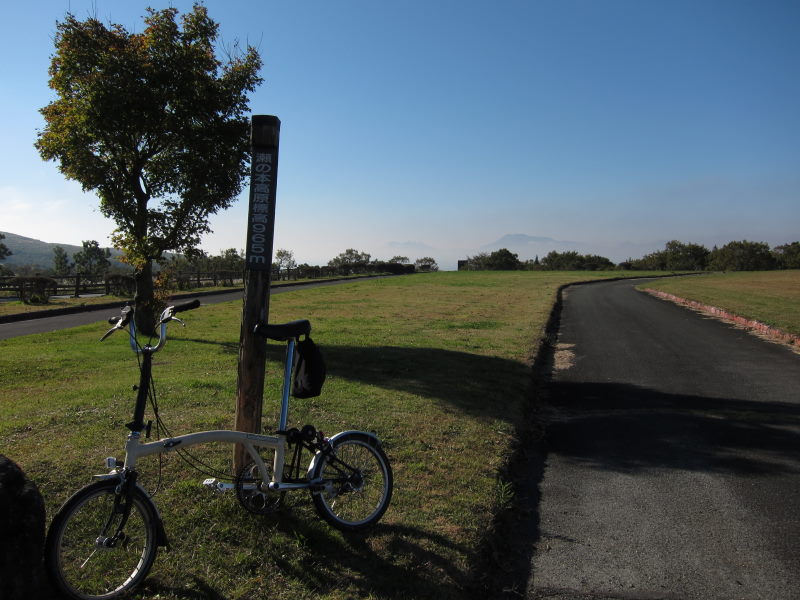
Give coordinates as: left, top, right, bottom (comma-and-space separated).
483, 234, 570, 248
0, 231, 124, 271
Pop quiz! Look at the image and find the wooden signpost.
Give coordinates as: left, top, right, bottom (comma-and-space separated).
234, 115, 280, 473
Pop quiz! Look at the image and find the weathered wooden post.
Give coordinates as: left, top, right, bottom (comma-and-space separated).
234, 115, 280, 473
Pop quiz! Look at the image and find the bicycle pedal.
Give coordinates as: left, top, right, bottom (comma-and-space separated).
202, 478, 234, 493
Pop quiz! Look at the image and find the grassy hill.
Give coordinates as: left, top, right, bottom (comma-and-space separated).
0, 231, 124, 271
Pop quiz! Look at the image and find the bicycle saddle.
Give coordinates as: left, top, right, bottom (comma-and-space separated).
253, 319, 311, 341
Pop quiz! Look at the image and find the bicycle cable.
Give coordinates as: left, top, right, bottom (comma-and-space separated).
147, 375, 236, 482
126, 322, 237, 490
135, 329, 236, 483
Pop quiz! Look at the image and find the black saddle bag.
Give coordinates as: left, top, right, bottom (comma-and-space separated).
292, 337, 326, 398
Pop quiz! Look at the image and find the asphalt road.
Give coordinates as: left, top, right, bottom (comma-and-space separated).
528, 278, 800, 600
0, 278, 368, 340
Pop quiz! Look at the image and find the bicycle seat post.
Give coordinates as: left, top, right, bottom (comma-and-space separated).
278, 338, 296, 432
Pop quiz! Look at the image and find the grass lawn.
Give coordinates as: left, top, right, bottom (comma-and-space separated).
641, 270, 800, 337
2, 270, 653, 599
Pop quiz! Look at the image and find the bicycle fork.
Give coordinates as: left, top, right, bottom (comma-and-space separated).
96, 468, 170, 550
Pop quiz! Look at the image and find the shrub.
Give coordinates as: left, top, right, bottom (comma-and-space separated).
11, 277, 58, 305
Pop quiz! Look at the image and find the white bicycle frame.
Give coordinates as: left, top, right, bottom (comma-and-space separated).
108, 318, 317, 492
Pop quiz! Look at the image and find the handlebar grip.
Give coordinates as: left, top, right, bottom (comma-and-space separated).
173, 299, 201, 313
108, 307, 133, 326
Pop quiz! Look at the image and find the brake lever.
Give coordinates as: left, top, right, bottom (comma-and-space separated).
100, 327, 118, 342
100, 321, 125, 342
100, 307, 132, 342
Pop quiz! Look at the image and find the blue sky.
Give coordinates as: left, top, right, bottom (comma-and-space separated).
1, 0, 798, 269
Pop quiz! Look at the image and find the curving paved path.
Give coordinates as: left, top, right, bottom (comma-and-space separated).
528, 278, 800, 599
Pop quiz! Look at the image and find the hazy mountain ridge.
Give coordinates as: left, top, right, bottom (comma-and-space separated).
0, 231, 123, 270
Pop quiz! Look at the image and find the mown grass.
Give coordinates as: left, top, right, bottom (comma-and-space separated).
2, 270, 653, 599
641, 270, 800, 337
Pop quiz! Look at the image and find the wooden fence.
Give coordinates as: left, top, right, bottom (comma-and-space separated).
0, 262, 416, 300
0, 267, 331, 299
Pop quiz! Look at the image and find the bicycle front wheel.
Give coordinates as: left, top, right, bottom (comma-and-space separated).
45, 479, 159, 600
311, 432, 393, 530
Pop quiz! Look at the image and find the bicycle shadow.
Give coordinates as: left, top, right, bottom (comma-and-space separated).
273, 519, 474, 598
138, 518, 475, 600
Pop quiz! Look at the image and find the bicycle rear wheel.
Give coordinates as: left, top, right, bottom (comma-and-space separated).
45, 479, 159, 600
311, 432, 392, 530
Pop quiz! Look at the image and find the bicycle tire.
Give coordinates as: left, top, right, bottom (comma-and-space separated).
45, 479, 159, 600
311, 432, 392, 530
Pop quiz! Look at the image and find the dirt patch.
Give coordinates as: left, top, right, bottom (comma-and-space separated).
553, 343, 576, 371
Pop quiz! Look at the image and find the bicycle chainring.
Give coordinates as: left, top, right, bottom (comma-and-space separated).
234, 461, 283, 515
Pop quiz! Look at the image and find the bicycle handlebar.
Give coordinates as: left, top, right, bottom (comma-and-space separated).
101, 300, 201, 351
170, 299, 201, 315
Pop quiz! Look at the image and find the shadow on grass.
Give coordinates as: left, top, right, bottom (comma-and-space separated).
174, 338, 532, 424
174, 337, 240, 354
139, 516, 475, 600
139, 341, 545, 599
271, 520, 475, 598
322, 344, 530, 422
320, 343, 546, 598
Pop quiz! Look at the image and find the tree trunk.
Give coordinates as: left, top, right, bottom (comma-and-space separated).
134, 260, 157, 337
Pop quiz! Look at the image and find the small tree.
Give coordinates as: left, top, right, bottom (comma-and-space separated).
485, 248, 521, 270
388, 255, 409, 264
52, 245, 73, 276
541, 251, 583, 270
274, 248, 297, 271
73, 240, 111, 278
415, 257, 439, 272
328, 249, 371, 274
35, 6, 262, 334
464, 253, 489, 270
212, 248, 246, 272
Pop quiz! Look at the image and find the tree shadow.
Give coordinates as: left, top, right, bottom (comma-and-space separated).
169, 339, 532, 426
172, 337, 240, 354
320, 344, 531, 423
311, 344, 545, 597
546, 381, 800, 476
300, 343, 552, 599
